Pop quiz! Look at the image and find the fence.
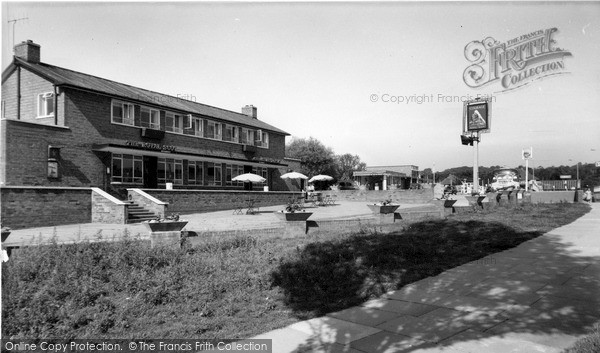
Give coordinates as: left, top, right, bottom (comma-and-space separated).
539, 180, 579, 191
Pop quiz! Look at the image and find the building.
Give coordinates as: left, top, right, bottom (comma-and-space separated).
1, 40, 294, 196
354, 165, 420, 190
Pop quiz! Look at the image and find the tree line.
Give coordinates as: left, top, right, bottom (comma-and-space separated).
285, 137, 366, 181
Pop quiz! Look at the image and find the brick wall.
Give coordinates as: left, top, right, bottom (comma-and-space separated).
1, 186, 91, 229
140, 189, 299, 214
1, 66, 65, 126
323, 189, 434, 204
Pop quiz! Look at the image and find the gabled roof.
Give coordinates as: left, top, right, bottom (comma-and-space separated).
4, 57, 289, 135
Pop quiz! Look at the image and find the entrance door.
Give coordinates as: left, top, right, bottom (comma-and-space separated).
143, 156, 158, 188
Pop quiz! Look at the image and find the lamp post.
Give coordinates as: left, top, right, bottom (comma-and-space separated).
568, 159, 580, 190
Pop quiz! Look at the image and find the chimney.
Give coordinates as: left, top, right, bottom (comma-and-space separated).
242, 105, 257, 119
14, 40, 41, 64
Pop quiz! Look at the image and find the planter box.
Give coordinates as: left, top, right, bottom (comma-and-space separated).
274, 212, 313, 221
367, 204, 400, 214
143, 221, 188, 232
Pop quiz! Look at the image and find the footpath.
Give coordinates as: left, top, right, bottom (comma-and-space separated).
251, 203, 600, 353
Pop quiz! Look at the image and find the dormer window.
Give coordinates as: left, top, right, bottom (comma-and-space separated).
37, 92, 54, 118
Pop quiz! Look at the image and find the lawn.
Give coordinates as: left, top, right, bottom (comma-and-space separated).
1, 202, 590, 339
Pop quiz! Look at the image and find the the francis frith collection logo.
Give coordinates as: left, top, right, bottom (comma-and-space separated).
463, 28, 572, 92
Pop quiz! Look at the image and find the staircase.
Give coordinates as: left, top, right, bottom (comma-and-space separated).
126, 201, 157, 223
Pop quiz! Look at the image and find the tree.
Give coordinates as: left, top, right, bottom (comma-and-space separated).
336, 153, 366, 181
286, 137, 337, 177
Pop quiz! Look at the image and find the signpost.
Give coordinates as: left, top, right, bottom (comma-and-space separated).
462, 97, 492, 194
522, 147, 532, 191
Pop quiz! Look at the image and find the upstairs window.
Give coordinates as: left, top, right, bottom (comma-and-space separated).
111, 100, 135, 125
241, 128, 254, 145
140, 107, 160, 129
257, 130, 269, 148
193, 117, 203, 137
223, 125, 239, 143
206, 120, 222, 140
165, 112, 183, 133
37, 92, 55, 118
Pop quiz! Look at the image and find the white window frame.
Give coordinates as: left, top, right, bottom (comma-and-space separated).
111, 100, 135, 126
140, 106, 160, 129
206, 120, 222, 140
37, 92, 55, 118
165, 112, 183, 133
193, 117, 203, 137
111, 154, 143, 184
258, 131, 269, 148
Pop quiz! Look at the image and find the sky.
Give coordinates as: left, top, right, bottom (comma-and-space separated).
2, 1, 599, 171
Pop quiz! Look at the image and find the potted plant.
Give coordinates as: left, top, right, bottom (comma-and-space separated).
367, 199, 400, 214
274, 201, 313, 221
143, 213, 188, 232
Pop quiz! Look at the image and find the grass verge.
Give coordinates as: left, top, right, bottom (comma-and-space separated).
1, 202, 590, 339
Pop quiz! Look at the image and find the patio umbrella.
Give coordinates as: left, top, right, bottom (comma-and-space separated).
232, 173, 266, 183
309, 174, 334, 183
280, 172, 308, 180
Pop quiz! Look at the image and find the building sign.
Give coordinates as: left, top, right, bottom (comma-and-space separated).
125, 140, 176, 152
463, 98, 492, 133
560, 175, 572, 179
522, 147, 533, 160
463, 28, 572, 92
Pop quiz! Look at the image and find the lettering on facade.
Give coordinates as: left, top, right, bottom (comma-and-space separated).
125, 140, 176, 152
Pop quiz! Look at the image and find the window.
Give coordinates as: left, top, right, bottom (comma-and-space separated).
140, 106, 160, 129
206, 162, 222, 186
157, 158, 183, 184
206, 120, 222, 140
241, 128, 254, 145
193, 117, 203, 137
111, 154, 143, 183
223, 125, 239, 143
258, 131, 269, 148
165, 112, 183, 133
226, 164, 233, 185
188, 161, 204, 185
37, 92, 55, 118
111, 100, 135, 125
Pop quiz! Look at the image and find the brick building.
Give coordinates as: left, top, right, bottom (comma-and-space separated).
1, 40, 295, 196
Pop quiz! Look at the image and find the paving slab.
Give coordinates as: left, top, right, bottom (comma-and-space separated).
376, 308, 472, 343
327, 306, 400, 327
288, 316, 381, 345
436, 329, 562, 353
384, 288, 451, 305
362, 298, 439, 317
250, 327, 314, 353
350, 331, 430, 353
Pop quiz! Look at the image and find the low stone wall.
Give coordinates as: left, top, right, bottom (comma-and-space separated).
91, 188, 127, 224
140, 189, 299, 214
1, 186, 91, 229
323, 189, 434, 204
127, 189, 167, 218
530, 190, 579, 203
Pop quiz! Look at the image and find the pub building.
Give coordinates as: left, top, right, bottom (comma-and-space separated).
1, 40, 295, 196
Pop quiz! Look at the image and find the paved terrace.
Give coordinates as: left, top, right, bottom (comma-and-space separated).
3, 201, 436, 247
